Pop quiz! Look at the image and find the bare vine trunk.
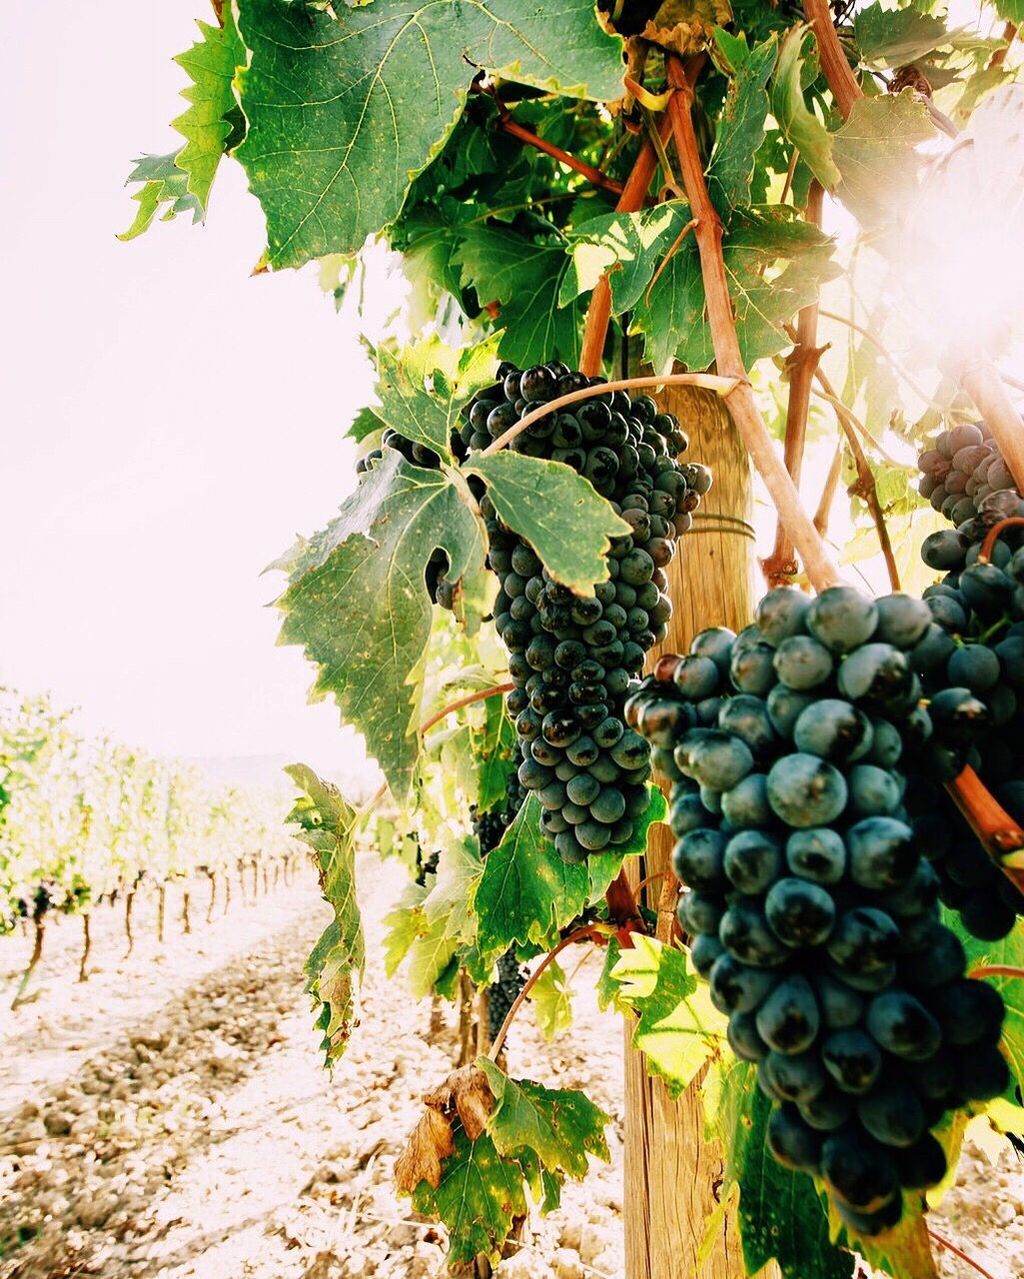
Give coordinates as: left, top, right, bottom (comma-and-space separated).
625, 384, 760, 1279
206, 873, 218, 924
12, 916, 46, 1009
181, 891, 192, 935
156, 884, 166, 944
78, 913, 92, 983
224, 873, 232, 915
124, 889, 136, 956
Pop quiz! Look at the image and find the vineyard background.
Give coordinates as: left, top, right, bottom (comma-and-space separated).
6, 1, 1024, 1278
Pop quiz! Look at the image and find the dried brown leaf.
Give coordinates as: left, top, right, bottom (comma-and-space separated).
424, 1064, 495, 1141
394, 1106, 455, 1193
641, 0, 732, 56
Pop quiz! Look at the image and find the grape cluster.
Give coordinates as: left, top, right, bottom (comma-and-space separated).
488, 949, 528, 1042
630, 585, 1009, 1236
467, 360, 709, 863
917, 421, 1016, 525
906, 440, 1024, 938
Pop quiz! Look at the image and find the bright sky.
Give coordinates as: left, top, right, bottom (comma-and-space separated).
0, 5, 384, 789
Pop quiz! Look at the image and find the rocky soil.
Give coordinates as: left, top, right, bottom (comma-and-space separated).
0, 858, 1021, 1279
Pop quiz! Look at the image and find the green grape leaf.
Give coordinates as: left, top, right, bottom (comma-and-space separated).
475, 795, 591, 955
471, 693, 517, 815
561, 201, 696, 314
771, 26, 841, 190
376, 337, 499, 463
596, 936, 625, 1011
833, 92, 935, 227
527, 958, 573, 1039
347, 406, 385, 442
833, 1201, 937, 1279
994, 0, 1024, 20
457, 224, 584, 368
479, 1058, 611, 1178
633, 206, 838, 373
410, 1126, 529, 1265
712, 1058, 855, 1279
466, 452, 630, 595
610, 934, 726, 1097
172, 11, 246, 210
288, 764, 365, 1066
118, 153, 202, 242
708, 30, 778, 214
384, 837, 483, 997
234, 0, 624, 268
275, 449, 488, 800
853, 2, 948, 66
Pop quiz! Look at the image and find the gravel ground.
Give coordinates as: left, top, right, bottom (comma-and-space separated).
0, 857, 1021, 1279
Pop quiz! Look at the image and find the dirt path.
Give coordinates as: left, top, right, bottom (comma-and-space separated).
1, 858, 1022, 1279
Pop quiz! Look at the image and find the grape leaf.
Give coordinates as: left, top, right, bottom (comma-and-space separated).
347, 406, 385, 442
471, 693, 517, 815
708, 30, 778, 214
466, 452, 630, 595
832, 92, 935, 228
560, 201, 696, 313
234, 0, 624, 268
478, 1058, 611, 1178
712, 1058, 855, 1279
853, 3, 948, 67
410, 1126, 529, 1265
994, 0, 1024, 20
118, 153, 201, 242
172, 11, 246, 210
457, 224, 585, 368
475, 794, 591, 955
771, 26, 841, 190
632, 206, 838, 373
274, 449, 488, 800
610, 934, 726, 1097
527, 958, 573, 1039
376, 337, 499, 463
288, 763, 365, 1066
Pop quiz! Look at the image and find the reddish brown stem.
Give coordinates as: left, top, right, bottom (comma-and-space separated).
580, 119, 674, 376
989, 22, 1017, 70
961, 363, 1024, 497
666, 57, 842, 593
814, 443, 844, 537
927, 1228, 998, 1279
496, 116, 624, 195
805, 0, 863, 121
489, 924, 606, 1059
980, 517, 1024, 564
419, 683, 514, 736
970, 966, 1024, 981
764, 182, 825, 586
946, 766, 1024, 894
801, 351, 900, 591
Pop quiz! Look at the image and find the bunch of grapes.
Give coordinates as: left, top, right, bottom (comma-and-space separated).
917, 421, 1016, 525
465, 360, 709, 863
904, 436, 1024, 938
488, 949, 529, 1042
630, 585, 1009, 1236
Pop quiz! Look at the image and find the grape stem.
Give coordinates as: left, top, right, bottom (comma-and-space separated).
665, 56, 843, 593
804, 0, 863, 121
970, 966, 1024, 981
927, 1228, 999, 1279
360, 683, 515, 816
945, 766, 1024, 893
495, 112, 625, 196
979, 516, 1024, 564
763, 182, 825, 586
813, 443, 844, 537
488, 923, 610, 1060
477, 373, 743, 457
579, 118, 674, 377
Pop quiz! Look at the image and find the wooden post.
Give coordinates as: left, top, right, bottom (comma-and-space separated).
624, 382, 760, 1279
